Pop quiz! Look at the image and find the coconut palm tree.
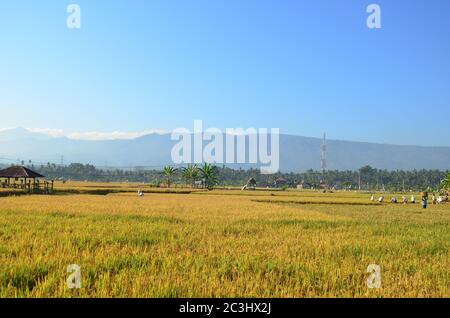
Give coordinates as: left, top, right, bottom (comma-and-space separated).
199, 163, 218, 190
182, 164, 199, 188
440, 171, 450, 192
163, 165, 178, 188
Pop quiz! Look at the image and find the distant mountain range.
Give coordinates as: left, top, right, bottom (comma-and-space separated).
1, 128, 449, 172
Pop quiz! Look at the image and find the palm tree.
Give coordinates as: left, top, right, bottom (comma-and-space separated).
199, 163, 218, 190
163, 165, 178, 188
182, 164, 199, 188
440, 171, 450, 192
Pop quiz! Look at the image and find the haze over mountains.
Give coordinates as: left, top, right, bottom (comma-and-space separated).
1, 128, 449, 172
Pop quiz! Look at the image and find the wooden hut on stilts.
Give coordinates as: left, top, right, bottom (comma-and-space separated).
0, 166, 53, 194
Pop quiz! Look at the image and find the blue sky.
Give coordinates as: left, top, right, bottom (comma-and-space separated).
0, 0, 449, 146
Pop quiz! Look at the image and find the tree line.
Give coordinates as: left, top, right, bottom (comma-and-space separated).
7, 162, 448, 192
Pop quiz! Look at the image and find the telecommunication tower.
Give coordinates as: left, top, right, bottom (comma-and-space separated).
320, 133, 327, 175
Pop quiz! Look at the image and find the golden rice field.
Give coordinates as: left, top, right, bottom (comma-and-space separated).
0, 184, 449, 298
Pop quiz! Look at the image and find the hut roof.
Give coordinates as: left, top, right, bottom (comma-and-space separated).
275, 177, 287, 183
0, 166, 45, 178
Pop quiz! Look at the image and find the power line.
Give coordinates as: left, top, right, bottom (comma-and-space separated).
0, 156, 165, 170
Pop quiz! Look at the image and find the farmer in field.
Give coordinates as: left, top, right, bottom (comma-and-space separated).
370, 194, 374, 202
378, 196, 384, 203
411, 195, 416, 204
138, 189, 144, 197
422, 196, 427, 209
391, 197, 398, 203
403, 196, 408, 204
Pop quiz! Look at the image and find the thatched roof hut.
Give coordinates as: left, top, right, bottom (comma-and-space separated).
242, 177, 257, 190
0, 166, 45, 179
0, 166, 51, 193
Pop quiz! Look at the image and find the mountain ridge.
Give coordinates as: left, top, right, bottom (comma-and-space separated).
1, 128, 449, 172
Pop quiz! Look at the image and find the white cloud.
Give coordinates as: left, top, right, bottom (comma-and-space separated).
25, 128, 169, 140
67, 130, 169, 141
27, 128, 66, 138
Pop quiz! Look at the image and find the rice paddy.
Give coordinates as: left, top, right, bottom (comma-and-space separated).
0, 184, 448, 298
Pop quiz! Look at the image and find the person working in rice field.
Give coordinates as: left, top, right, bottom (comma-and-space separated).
422, 196, 427, 209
